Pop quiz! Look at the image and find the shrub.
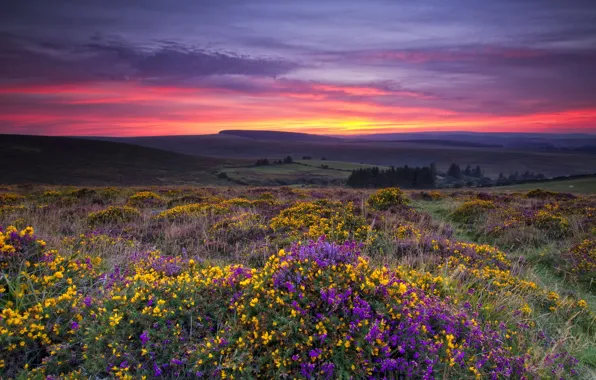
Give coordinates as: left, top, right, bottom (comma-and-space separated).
532, 210, 570, 237
561, 239, 596, 279
155, 203, 229, 221
128, 191, 165, 208
0, 193, 25, 205
87, 205, 141, 226
22, 241, 538, 378
367, 188, 409, 211
452, 199, 495, 223
167, 194, 204, 208
270, 200, 372, 242
0, 226, 100, 378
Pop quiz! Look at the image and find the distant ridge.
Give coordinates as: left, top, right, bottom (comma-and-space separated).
0, 134, 238, 185
219, 130, 339, 142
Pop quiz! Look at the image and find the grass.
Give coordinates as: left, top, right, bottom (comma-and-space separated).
1, 185, 595, 378
494, 176, 596, 194
295, 159, 390, 171
221, 163, 351, 185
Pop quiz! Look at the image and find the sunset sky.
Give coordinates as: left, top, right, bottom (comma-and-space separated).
1, 0, 596, 136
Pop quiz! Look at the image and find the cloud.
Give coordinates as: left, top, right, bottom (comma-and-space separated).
0, 33, 300, 86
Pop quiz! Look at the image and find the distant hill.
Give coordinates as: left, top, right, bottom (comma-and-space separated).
346, 131, 596, 149
383, 139, 503, 148
219, 130, 340, 142
0, 134, 241, 185
89, 133, 596, 178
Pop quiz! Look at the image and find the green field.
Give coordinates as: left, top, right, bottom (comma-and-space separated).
220, 163, 350, 185
495, 176, 596, 194
295, 159, 390, 171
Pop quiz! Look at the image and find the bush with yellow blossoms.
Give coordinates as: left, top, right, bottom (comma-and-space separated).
87, 205, 141, 226
127, 191, 165, 208
367, 188, 409, 211
270, 200, 373, 243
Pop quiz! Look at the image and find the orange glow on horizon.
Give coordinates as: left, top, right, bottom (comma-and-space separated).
1, 82, 595, 137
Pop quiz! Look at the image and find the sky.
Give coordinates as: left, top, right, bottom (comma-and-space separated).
1, 0, 595, 136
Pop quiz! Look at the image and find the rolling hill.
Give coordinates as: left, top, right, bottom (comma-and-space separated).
90, 133, 596, 178
0, 134, 244, 186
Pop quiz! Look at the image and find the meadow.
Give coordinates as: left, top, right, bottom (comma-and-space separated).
1, 185, 595, 379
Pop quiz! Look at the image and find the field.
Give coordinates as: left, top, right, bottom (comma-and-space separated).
295, 159, 390, 171
221, 160, 391, 186
1, 185, 595, 379
220, 163, 349, 186
495, 177, 596, 194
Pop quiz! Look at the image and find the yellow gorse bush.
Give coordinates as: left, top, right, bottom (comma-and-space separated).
87, 205, 141, 226
367, 188, 409, 210
270, 200, 373, 242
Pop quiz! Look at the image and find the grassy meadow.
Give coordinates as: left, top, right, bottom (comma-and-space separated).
494, 177, 596, 195
1, 185, 595, 379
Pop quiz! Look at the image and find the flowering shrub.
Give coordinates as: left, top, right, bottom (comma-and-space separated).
270, 200, 372, 242
209, 212, 268, 243
0, 186, 593, 378
451, 200, 496, 223
562, 239, 596, 281
167, 194, 204, 208
532, 209, 570, 237
0, 226, 99, 377
128, 191, 165, 208
0, 226, 45, 274
0, 205, 26, 217
367, 188, 409, 210
395, 224, 422, 240
526, 189, 576, 200
413, 191, 445, 201
155, 203, 229, 221
87, 205, 141, 226
0, 193, 25, 205
2, 239, 549, 378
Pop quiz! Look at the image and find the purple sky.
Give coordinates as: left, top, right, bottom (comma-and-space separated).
1, 0, 595, 135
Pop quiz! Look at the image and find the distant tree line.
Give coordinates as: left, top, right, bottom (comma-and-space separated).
347, 164, 436, 188
255, 156, 293, 166
446, 163, 484, 179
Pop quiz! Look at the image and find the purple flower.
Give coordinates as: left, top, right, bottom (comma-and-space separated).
83, 296, 92, 307
153, 363, 162, 377
140, 331, 149, 345
309, 348, 322, 358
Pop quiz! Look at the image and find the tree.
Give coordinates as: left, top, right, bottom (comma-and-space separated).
283, 156, 293, 164
473, 165, 483, 178
429, 162, 437, 179
347, 164, 436, 189
464, 165, 472, 176
447, 163, 462, 179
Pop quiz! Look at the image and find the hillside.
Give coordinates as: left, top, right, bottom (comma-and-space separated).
0, 134, 243, 185
92, 134, 596, 178
219, 130, 340, 142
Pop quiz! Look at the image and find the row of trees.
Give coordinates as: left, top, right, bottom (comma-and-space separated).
446, 164, 484, 179
347, 164, 436, 188
255, 156, 293, 166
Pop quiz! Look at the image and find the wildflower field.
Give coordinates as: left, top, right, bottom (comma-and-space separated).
1, 185, 595, 379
